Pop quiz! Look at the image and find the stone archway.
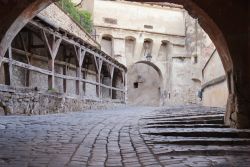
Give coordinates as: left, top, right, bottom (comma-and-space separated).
0, 0, 54, 63
0, 0, 248, 128
127, 61, 163, 106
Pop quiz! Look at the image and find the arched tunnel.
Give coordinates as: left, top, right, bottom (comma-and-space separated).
0, 0, 249, 166
0, 0, 248, 128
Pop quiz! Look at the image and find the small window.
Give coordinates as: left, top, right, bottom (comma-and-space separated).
103, 18, 117, 24
114, 54, 122, 57
134, 82, 139, 88
102, 36, 112, 41
144, 25, 153, 29
194, 56, 198, 63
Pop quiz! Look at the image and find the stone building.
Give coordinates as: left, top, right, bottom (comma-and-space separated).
80, 0, 228, 107
0, 3, 126, 115
184, 9, 228, 108
0, 0, 229, 116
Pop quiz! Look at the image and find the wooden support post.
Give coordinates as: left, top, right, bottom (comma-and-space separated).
63, 65, 67, 93
93, 54, 99, 97
43, 30, 62, 90
19, 33, 30, 87
75, 46, 81, 95
76, 66, 81, 95
96, 57, 103, 98
110, 66, 115, 99
124, 72, 127, 103
74, 46, 86, 95
122, 70, 126, 102
81, 50, 86, 94
63, 46, 67, 93
48, 58, 55, 89
7, 47, 13, 86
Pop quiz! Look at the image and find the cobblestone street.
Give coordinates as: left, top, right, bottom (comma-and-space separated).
0, 106, 250, 167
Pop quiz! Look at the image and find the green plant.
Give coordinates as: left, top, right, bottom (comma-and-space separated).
58, 0, 93, 33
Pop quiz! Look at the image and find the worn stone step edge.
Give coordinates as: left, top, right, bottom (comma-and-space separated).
144, 124, 228, 129
155, 149, 250, 156
146, 139, 250, 145
142, 114, 224, 121
142, 131, 250, 138
146, 119, 224, 125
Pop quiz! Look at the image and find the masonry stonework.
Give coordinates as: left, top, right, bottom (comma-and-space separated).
84, 0, 228, 107
0, 86, 124, 116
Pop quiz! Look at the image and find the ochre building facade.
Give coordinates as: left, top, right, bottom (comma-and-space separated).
82, 0, 228, 107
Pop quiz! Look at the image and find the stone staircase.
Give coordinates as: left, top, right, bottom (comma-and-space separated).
139, 106, 250, 166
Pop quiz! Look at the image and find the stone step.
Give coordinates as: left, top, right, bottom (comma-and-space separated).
145, 137, 250, 145
143, 114, 224, 121
155, 148, 250, 156
146, 119, 224, 125
142, 128, 250, 138
149, 144, 250, 156
144, 124, 229, 129
142, 113, 224, 120
161, 115, 224, 121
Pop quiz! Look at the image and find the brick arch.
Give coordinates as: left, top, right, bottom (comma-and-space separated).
125, 36, 136, 40
135, 61, 163, 82
128, 61, 163, 106
0, 0, 54, 63
0, 0, 248, 128
101, 34, 113, 39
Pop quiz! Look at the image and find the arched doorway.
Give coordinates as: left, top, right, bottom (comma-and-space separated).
127, 61, 163, 106
0, 0, 248, 128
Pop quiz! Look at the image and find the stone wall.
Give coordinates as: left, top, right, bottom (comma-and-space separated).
185, 9, 229, 108
127, 63, 161, 106
202, 50, 228, 107
0, 86, 124, 116
93, 1, 185, 36
202, 81, 228, 108
202, 51, 226, 83
166, 57, 198, 105
90, 1, 192, 106
38, 3, 99, 48
0, 6, 126, 116
184, 10, 228, 108
85, 74, 98, 99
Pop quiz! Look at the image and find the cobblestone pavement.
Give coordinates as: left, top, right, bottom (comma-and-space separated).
0, 106, 250, 167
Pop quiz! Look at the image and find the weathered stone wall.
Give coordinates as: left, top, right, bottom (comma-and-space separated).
202, 51, 225, 83
102, 77, 111, 99
29, 61, 49, 91
93, 1, 185, 36
185, 10, 229, 108
1, 17, 125, 115
91, 1, 193, 106
184, 10, 228, 108
0, 86, 124, 116
127, 63, 161, 106
38, 3, 99, 48
202, 81, 228, 108
202, 50, 228, 107
85, 74, 98, 99
167, 57, 198, 105
92, 2, 229, 107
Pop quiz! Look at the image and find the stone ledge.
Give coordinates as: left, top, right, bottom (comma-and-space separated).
0, 86, 125, 116
201, 75, 227, 91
